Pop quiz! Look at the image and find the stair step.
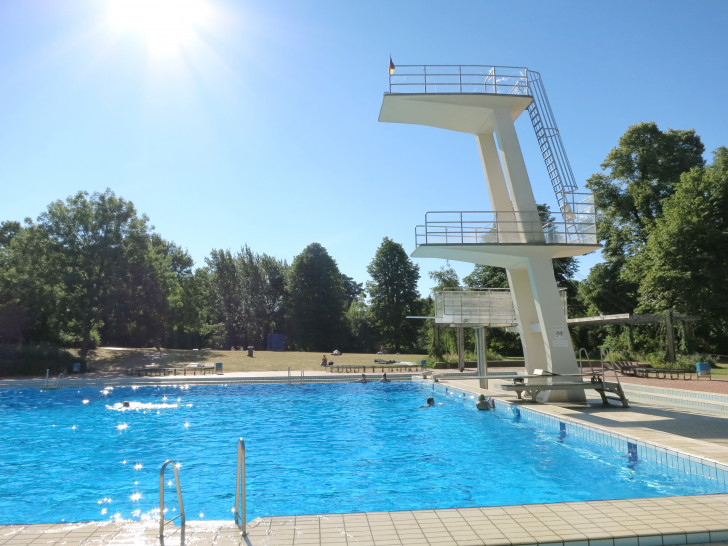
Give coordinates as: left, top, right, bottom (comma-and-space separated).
621, 385, 728, 415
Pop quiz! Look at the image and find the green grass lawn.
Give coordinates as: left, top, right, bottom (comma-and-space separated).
83, 347, 430, 375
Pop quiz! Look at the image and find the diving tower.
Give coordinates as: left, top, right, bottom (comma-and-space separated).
379, 65, 600, 402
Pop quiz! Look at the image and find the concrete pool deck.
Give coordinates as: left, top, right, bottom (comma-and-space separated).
2, 372, 728, 545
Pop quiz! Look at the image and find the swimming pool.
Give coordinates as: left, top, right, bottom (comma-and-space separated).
1, 381, 726, 525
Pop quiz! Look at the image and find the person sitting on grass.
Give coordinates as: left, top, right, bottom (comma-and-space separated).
321, 355, 328, 367
475, 394, 495, 410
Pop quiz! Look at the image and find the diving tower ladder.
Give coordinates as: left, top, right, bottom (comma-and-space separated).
527, 71, 594, 243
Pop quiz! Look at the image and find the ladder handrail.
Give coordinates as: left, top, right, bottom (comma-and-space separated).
159, 459, 185, 540
577, 348, 590, 373
234, 438, 247, 536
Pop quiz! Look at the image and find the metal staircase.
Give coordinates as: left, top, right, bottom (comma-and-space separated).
526, 71, 595, 243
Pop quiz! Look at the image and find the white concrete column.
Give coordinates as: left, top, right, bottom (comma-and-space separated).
457, 326, 465, 372
476, 132, 511, 211
525, 255, 579, 374
476, 132, 521, 244
475, 326, 488, 389
492, 109, 542, 244
506, 264, 548, 374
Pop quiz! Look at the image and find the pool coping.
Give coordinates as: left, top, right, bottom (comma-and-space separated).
2, 375, 728, 545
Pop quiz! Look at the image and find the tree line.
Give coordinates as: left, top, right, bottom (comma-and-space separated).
0, 191, 425, 359
2, 122, 727, 369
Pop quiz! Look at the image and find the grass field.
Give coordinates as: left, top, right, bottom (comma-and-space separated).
83, 347, 431, 375
78, 347, 728, 377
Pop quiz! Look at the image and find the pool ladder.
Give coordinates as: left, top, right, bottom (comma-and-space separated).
159, 460, 185, 541
158, 438, 247, 542
235, 438, 248, 536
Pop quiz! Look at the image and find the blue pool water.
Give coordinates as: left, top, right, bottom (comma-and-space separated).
0, 381, 725, 524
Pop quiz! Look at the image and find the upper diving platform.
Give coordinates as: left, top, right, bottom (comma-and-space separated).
379, 64, 600, 260
378, 65, 533, 134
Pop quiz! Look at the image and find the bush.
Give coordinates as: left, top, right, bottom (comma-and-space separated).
674, 353, 714, 371
0, 344, 83, 376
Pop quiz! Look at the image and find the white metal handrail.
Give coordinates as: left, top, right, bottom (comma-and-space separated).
159, 460, 185, 540
387, 64, 531, 96
434, 287, 568, 326
416, 210, 597, 246
234, 438, 247, 536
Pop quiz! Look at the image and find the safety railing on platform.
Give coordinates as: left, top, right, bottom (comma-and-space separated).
434, 287, 567, 325
416, 210, 597, 246
159, 460, 185, 541
387, 64, 530, 96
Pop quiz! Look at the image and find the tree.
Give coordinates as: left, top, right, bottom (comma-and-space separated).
36, 190, 159, 356
463, 265, 508, 289
429, 266, 460, 289
286, 243, 347, 351
0, 222, 59, 344
584, 122, 705, 314
341, 273, 365, 307
206, 249, 245, 348
206, 246, 287, 349
427, 266, 461, 358
366, 237, 420, 351
637, 147, 728, 353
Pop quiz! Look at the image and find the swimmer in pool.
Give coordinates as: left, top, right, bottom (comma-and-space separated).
379, 373, 391, 383
122, 401, 130, 408
420, 397, 438, 408
358, 373, 368, 383
475, 394, 495, 410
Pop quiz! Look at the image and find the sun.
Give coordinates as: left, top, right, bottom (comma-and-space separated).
107, 0, 209, 58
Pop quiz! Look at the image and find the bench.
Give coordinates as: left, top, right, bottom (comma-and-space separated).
499, 375, 629, 407
634, 367, 692, 379
183, 363, 215, 375
602, 361, 647, 376
329, 362, 426, 373
127, 367, 185, 377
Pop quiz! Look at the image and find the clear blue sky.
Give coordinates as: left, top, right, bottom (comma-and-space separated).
1, 0, 726, 298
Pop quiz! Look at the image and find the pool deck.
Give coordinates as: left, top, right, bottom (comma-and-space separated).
2, 371, 728, 545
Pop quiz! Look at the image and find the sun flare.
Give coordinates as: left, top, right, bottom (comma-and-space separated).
108, 0, 209, 58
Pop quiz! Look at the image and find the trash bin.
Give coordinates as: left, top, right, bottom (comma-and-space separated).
696, 362, 711, 379
247, 346, 254, 357
420, 359, 427, 370
215, 362, 223, 374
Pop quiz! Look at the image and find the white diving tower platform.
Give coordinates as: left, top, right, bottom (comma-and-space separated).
379, 65, 600, 402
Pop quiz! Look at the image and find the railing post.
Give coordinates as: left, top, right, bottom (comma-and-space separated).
159, 460, 185, 541
235, 438, 247, 536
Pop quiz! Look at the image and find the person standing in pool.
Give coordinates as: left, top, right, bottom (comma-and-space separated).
358, 373, 368, 383
379, 373, 391, 383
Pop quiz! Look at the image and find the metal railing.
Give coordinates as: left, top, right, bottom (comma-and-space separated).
159, 460, 185, 541
434, 287, 567, 325
387, 65, 531, 96
234, 438, 247, 536
416, 210, 597, 246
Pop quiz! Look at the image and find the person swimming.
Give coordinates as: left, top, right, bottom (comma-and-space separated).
475, 394, 495, 410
